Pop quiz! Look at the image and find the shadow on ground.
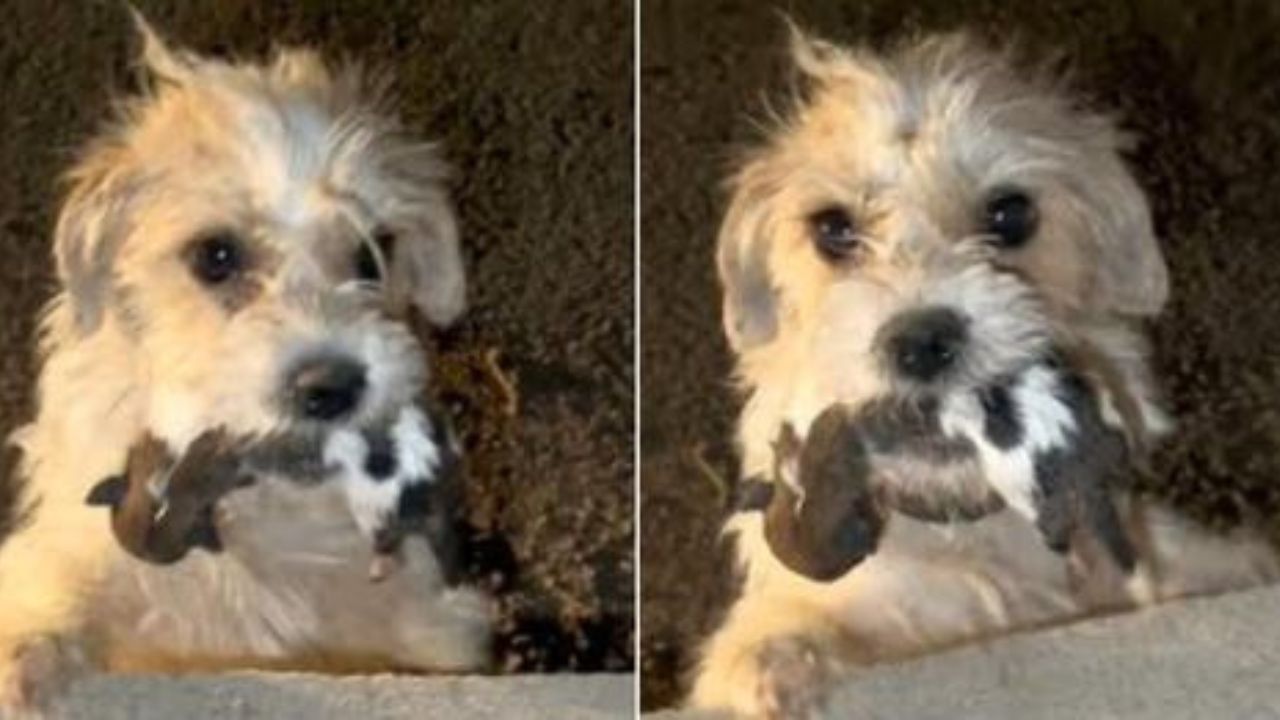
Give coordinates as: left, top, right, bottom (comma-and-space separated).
0, 0, 633, 673
641, 0, 1280, 709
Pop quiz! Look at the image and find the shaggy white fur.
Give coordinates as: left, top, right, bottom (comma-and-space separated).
0, 16, 489, 716
694, 29, 1279, 719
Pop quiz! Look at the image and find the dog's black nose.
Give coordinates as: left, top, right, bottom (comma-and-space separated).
288, 357, 367, 421
884, 307, 968, 382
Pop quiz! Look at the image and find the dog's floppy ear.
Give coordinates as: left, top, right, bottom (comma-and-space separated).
382, 150, 466, 327
1079, 150, 1169, 317
52, 11, 179, 336
716, 24, 877, 353
718, 158, 782, 352
54, 148, 142, 335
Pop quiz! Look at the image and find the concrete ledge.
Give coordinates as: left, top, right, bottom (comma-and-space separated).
49, 672, 633, 720
653, 585, 1280, 719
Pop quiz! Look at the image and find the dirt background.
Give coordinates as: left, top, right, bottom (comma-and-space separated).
641, 0, 1280, 709
0, 1, 633, 673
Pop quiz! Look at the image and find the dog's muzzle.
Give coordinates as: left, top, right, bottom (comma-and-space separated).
879, 306, 969, 382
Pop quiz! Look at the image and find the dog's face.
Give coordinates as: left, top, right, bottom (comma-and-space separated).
52, 25, 464, 442
719, 32, 1168, 419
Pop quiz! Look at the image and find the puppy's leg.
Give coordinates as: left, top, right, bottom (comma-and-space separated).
691, 592, 845, 720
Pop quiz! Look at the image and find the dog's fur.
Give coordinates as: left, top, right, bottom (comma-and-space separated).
0, 20, 490, 714
693, 31, 1280, 718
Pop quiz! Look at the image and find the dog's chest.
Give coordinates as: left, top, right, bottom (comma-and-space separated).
828, 512, 1091, 644
92, 476, 430, 662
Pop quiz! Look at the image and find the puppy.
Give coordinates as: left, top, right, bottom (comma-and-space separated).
85, 402, 461, 583
85, 428, 251, 565
694, 30, 1280, 719
759, 351, 1137, 585
321, 403, 464, 582
0, 17, 490, 715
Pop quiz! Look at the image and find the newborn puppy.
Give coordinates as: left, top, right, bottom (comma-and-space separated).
85, 429, 252, 565
947, 358, 1136, 571
761, 355, 1136, 582
757, 421, 885, 582
322, 404, 462, 582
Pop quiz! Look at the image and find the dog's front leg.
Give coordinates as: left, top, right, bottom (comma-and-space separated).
0, 405, 136, 716
691, 589, 848, 720
0, 633, 90, 718
0, 505, 114, 715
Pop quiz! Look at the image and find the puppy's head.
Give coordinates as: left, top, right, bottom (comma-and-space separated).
718, 30, 1167, 415
53, 17, 464, 442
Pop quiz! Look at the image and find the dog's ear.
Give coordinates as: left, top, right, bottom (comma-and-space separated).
716, 23, 869, 353
1079, 150, 1169, 317
52, 11, 178, 335
54, 148, 141, 335
383, 154, 466, 327
718, 158, 782, 352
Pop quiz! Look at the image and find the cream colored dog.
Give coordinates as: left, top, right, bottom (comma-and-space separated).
693, 30, 1279, 718
0, 19, 490, 716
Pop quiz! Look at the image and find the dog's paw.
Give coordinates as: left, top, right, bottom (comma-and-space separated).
693, 632, 839, 720
754, 636, 836, 720
0, 635, 87, 717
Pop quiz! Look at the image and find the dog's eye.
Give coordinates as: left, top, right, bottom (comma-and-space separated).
808, 207, 860, 261
188, 233, 245, 285
983, 190, 1038, 249
354, 228, 396, 283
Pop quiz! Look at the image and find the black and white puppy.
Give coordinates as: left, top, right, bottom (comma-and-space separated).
322, 404, 463, 582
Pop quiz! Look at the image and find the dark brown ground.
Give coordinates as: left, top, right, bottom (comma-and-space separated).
641, 0, 1280, 709
0, 1, 633, 673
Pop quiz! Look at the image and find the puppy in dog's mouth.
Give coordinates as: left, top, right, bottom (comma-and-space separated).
757, 348, 1139, 583
86, 401, 463, 582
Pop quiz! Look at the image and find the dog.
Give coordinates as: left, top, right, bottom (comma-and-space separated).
0, 16, 491, 715
692, 29, 1280, 719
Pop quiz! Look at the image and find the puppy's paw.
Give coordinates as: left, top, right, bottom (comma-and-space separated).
754, 636, 836, 720
0, 635, 87, 717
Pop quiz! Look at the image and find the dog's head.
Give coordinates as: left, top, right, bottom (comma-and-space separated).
51, 17, 464, 442
718, 31, 1167, 417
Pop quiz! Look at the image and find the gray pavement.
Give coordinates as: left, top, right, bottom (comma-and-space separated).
43, 672, 634, 720
651, 585, 1280, 719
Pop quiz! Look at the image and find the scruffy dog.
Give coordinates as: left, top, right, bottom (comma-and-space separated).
0, 18, 490, 715
693, 30, 1280, 718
